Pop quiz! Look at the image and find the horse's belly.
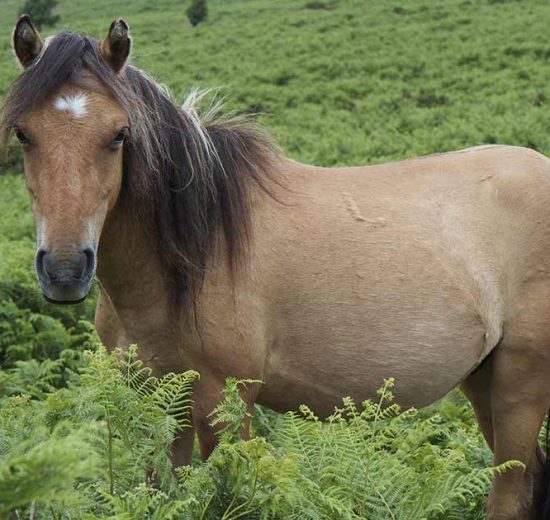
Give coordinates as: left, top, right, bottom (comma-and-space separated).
258, 288, 490, 415
260, 330, 485, 415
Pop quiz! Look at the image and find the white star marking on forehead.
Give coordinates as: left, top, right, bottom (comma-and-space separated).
54, 92, 88, 118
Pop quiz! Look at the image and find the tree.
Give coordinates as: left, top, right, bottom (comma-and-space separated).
19, 0, 60, 30
187, 0, 207, 27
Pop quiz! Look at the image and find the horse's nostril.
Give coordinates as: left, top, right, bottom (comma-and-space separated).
80, 247, 96, 279
35, 247, 50, 281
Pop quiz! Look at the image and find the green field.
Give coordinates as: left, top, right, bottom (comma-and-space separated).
1, 0, 549, 518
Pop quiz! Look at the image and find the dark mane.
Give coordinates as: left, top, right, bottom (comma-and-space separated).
0, 31, 279, 307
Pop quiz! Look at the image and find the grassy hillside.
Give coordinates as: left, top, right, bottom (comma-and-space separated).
3, 0, 550, 164
1, 0, 550, 518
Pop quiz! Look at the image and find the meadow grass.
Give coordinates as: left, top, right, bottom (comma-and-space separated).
2, 0, 550, 165
1, 0, 550, 517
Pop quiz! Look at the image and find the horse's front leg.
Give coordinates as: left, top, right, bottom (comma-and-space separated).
168, 423, 195, 466
192, 372, 257, 460
96, 293, 197, 467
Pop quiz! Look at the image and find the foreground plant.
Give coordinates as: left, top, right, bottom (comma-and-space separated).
0, 348, 517, 519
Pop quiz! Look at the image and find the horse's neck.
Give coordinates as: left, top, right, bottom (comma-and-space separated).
96, 203, 167, 313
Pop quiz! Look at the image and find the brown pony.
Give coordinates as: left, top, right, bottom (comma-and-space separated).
3, 16, 550, 519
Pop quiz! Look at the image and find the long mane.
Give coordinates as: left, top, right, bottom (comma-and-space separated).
0, 31, 280, 307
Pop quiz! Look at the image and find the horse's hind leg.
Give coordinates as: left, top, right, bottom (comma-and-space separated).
486, 335, 550, 520
462, 356, 494, 450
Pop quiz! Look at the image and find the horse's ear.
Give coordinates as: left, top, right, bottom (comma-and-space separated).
101, 19, 131, 73
13, 15, 43, 69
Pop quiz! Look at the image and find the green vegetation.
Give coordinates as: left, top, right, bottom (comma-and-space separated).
186, 0, 208, 27
19, 0, 60, 29
1, 350, 512, 519
1, 0, 550, 517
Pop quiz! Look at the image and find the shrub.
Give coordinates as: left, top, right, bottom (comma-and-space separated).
305, 1, 328, 8
0, 350, 517, 519
187, 0, 208, 27
19, 0, 60, 29
304, 1, 338, 9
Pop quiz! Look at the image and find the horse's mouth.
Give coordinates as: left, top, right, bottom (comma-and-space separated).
39, 277, 94, 305
43, 292, 89, 305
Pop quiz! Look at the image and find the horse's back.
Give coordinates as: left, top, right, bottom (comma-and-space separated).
247, 145, 550, 411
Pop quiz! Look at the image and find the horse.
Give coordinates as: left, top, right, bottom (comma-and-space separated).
3, 15, 550, 519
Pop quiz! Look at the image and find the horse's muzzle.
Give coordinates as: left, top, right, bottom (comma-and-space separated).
35, 246, 95, 304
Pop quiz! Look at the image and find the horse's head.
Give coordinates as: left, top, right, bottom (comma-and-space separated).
3, 16, 276, 308
8, 16, 132, 303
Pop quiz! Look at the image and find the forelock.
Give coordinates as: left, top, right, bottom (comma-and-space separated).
0, 30, 158, 174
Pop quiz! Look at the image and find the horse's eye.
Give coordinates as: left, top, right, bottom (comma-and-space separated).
14, 127, 28, 145
111, 127, 129, 149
